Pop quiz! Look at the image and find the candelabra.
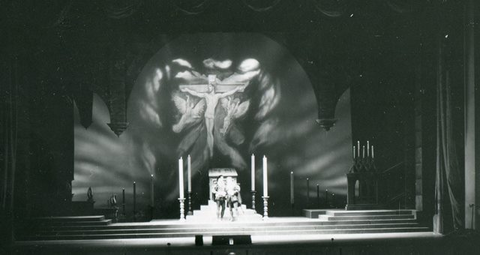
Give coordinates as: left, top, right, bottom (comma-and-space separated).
351, 141, 377, 173
347, 141, 379, 210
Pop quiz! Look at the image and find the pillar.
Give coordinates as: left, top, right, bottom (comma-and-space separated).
464, 0, 480, 230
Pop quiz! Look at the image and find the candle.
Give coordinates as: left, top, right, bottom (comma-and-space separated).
151, 174, 154, 206
306, 178, 310, 205
357, 141, 360, 157
316, 184, 320, 207
290, 172, 294, 204
251, 154, 255, 191
372, 145, 375, 159
122, 188, 125, 215
325, 189, 329, 205
133, 182, 136, 216
353, 145, 356, 159
263, 156, 268, 197
367, 141, 370, 157
187, 155, 192, 192
362, 146, 365, 158
179, 157, 184, 199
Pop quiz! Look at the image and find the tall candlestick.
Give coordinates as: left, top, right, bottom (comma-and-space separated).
367, 141, 370, 157
251, 154, 255, 191
353, 145, 356, 159
133, 182, 136, 220
325, 189, 329, 206
122, 188, 125, 215
179, 157, 184, 199
306, 178, 310, 206
372, 145, 375, 159
263, 156, 268, 197
357, 141, 360, 157
290, 172, 294, 204
187, 155, 192, 192
151, 174, 154, 206
362, 146, 365, 158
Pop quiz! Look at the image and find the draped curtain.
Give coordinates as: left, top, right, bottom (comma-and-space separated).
434, 38, 464, 233
0, 56, 18, 245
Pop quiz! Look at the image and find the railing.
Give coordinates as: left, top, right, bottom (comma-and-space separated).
381, 161, 407, 209
386, 192, 406, 211
381, 161, 404, 174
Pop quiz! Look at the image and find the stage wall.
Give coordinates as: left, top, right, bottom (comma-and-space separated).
73, 33, 352, 217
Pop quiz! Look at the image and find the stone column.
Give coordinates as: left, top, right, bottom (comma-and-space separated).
464, 0, 479, 230
107, 38, 129, 136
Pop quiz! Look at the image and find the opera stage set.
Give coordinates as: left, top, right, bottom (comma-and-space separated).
1, 1, 480, 254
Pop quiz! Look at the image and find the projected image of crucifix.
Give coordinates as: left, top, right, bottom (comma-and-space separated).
179, 75, 246, 156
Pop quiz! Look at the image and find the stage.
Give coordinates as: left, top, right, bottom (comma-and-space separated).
14, 229, 480, 255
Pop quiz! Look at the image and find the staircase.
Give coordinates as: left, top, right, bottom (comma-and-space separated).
20, 210, 429, 241
186, 200, 263, 222
305, 209, 429, 233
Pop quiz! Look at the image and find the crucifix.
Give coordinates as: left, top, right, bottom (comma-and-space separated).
179, 75, 246, 156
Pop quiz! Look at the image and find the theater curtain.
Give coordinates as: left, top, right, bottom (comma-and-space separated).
1, 57, 18, 246
433, 39, 464, 233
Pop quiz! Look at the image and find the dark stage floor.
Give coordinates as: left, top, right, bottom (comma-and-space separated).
11, 230, 480, 255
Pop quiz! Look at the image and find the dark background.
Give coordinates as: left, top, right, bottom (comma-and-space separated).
0, 0, 471, 223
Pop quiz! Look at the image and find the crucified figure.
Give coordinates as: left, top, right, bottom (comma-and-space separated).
180, 76, 242, 156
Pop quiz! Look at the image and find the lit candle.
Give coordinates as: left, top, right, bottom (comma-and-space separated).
290, 172, 294, 204
151, 174, 154, 206
372, 145, 375, 159
187, 155, 192, 193
367, 141, 370, 157
251, 154, 255, 191
179, 157, 184, 199
133, 182, 136, 216
357, 141, 360, 157
263, 156, 268, 197
306, 178, 310, 205
362, 146, 365, 158
353, 145, 356, 159
325, 189, 329, 205
122, 188, 125, 215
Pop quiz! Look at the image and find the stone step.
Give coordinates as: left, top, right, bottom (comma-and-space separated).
36, 218, 420, 232
33, 220, 112, 226
33, 222, 423, 236
319, 214, 415, 221
193, 209, 257, 217
32, 215, 106, 222
326, 210, 415, 217
200, 204, 249, 211
24, 226, 430, 240
187, 214, 263, 222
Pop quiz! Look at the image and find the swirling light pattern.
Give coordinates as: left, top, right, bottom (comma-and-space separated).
73, 34, 351, 218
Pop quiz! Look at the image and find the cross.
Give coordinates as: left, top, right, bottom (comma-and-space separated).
179, 75, 247, 93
